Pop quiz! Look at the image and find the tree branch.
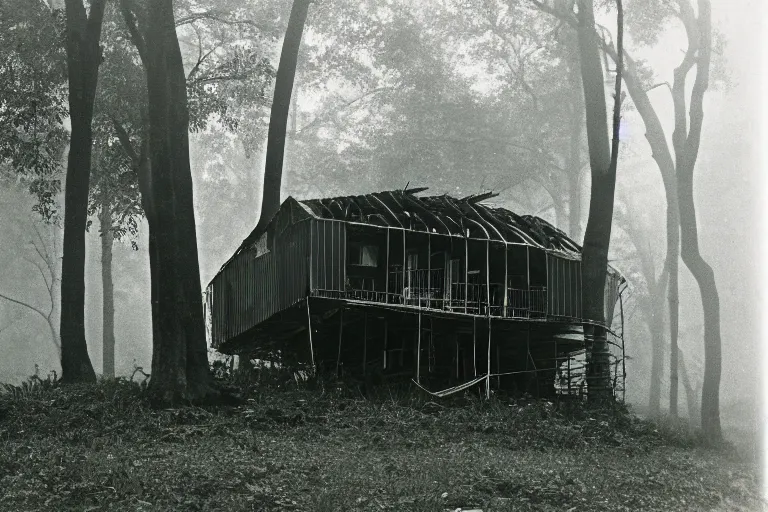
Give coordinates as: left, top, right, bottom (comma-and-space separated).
609, 0, 624, 166
31, 221, 53, 268
24, 255, 52, 294
119, 0, 148, 66
682, 0, 711, 172
174, 10, 271, 32
0, 292, 51, 325
296, 86, 397, 136
86, 0, 108, 41
110, 116, 140, 166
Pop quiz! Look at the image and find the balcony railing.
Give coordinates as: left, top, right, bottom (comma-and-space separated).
312, 267, 552, 320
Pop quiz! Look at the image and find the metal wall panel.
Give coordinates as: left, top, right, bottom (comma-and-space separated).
207, 219, 312, 348
310, 220, 346, 293
546, 253, 582, 319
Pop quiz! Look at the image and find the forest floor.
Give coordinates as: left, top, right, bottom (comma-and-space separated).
0, 377, 764, 512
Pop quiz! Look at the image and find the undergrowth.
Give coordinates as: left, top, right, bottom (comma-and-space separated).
0, 369, 762, 511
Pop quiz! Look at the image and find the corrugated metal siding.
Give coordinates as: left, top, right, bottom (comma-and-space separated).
546, 253, 582, 319
310, 220, 346, 293
208, 220, 311, 348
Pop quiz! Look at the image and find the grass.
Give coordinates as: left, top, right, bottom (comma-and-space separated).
0, 374, 764, 512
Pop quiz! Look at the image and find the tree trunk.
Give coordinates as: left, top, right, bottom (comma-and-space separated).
49, 225, 62, 357
576, 0, 622, 400
100, 197, 115, 379
599, 37, 683, 418
567, 54, 583, 241
59, 0, 108, 383
647, 301, 665, 416
667, 203, 680, 417
254, 0, 311, 234
670, 0, 721, 441
140, 0, 214, 403
678, 348, 700, 428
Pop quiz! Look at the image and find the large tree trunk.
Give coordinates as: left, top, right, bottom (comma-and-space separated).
575, 0, 622, 400
567, 53, 583, 241
138, 0, 214, 403
100, 197, 115, 379
253, 0, 311, 234
669, 0, 721, 440
59, 0, 108, 383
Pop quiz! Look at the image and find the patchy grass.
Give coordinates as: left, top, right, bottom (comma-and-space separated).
0, 377, 763, 511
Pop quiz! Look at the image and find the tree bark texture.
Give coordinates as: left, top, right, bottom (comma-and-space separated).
59, 0, 108, 383
100, 197, 115, 379
575, 0, 622, 400
120, 0, 213, 402
254, 0, 311, 234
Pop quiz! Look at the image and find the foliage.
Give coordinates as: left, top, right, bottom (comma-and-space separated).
0, 381, 762, 511
0, 0, 68, 220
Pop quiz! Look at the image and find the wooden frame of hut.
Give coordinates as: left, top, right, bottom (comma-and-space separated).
205, 188, 626, 398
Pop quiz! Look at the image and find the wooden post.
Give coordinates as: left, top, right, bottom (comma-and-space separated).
496, 343, 501, 389
336, 307, 344, 376
620, 288, 626, 401
385, 228, 390, 302
455, 334, 460, 379
554, 335, 559, 397
307, 299, 315, 369
427, 233, 431, 308
486, 316, 491, 399
309, 222, 314, 293
402, 229, 407, 302
472, 316, 477, 376
485, 239, 490, 315
503, 243, 508, 317
544, 252, 549, 318
383, 319, 388, 370
464, 235, 468, 313
568, 259, 573, 318
363, 310, 368, 376
526, 245, 531, 317
416, 309, 422, 383
579, 260, 583, 319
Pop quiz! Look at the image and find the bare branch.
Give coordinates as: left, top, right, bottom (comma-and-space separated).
24, 255, 52, 294
296, 86, 397, 136
174, 10, 271, 32
646, 82, 672, 94
30, 221, 51, 264
0, 292, 51, 325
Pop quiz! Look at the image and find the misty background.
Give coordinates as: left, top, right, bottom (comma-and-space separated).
0, 0, 761, 440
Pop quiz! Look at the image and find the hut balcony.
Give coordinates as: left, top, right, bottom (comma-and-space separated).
312, 264, 552, 320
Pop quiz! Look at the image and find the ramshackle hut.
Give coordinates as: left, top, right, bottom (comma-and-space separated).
205, 188, 627, 398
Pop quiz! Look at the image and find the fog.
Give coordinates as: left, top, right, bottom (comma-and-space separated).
0, 0, 762, 442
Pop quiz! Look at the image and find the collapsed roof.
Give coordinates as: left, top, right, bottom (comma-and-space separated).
298, 188, 582, 254
214, 187, 626, 285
